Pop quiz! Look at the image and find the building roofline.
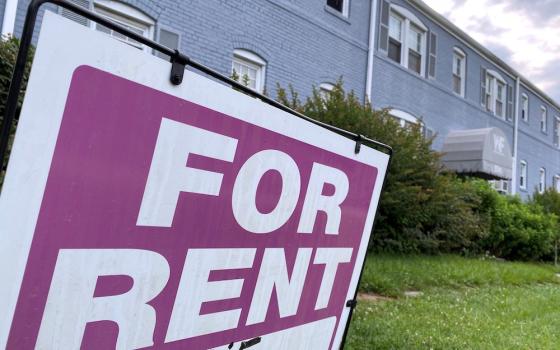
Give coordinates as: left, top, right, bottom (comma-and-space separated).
407, 0, 560, 112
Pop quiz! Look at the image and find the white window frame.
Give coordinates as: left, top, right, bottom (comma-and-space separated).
554, 175, 560, 192
519, 160, 527, 190
555, 117, 560, 148
326, 0, 350, 17
92, 0, 155, 53
452, 48, 466, 97
232, 49, 267, 93
521, 93, 529, 122
389, 5, 427, 76
319, 82, 335, 100
540, 106, 547, 133
539, 167, 546, 193
484, 70, 506, 119
389, 109, 418, 128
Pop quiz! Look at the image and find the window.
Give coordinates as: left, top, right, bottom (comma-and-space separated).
540, 106, 547, 132
60, 0, 155, 52
407, 24, 423, 74
92, 0, 155, 52
483, 70, 506, 119
388, 13, 403, 64
326, 0, 349, 16
232, 49, 266, 93
521, 94, 529, 122
495, 81, 505, 118
156, 28, 180, 60
386, 6, 427, 75
452, 48, 466, 96
555, 117, 560, 148
554, 175, 560, 192
319, 83, 335, 100
539, 168, 546, 193
389, 109, 418, 128
519, 160, 527, 190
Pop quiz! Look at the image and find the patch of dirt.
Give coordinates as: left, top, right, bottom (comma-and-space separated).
357, 292, 396, 302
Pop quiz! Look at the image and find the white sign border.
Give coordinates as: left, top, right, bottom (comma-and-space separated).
0, 11, 389, 349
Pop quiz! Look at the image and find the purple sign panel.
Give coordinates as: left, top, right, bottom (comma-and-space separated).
0, 13, 388, 350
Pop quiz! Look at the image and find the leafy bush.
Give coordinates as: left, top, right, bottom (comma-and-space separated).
276, 82, 558, 261
485, 195, 557, 261
276, 82, 487, 254
0, 35, 35, 185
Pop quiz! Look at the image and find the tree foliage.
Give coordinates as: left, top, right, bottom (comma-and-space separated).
276, 82, 558, 261
0, 35, 35, 185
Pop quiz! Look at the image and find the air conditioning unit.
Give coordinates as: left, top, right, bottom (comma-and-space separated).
491, 180, 509, 194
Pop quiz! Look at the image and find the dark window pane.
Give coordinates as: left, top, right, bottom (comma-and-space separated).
327, 0, 343, 12
408, 50, 421, 74
388, 38, 401, 63
453, 75, 461, 94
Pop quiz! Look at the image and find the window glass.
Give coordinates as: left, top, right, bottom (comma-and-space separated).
408, 25, 422, 53
496, 82, 505, 118
319, 83, 335, 100
407, 24, 423, 74
539, 168, 546, 193
452, 50, 465, 96
327, 0, 344, 13
541, 107, 547, 132
93, 6, 152, 51
521, 95, 529, 121
389, 14, 402, 40
555, 118, 560, 146
520, 161, 527, 189
232, 50, 266, 93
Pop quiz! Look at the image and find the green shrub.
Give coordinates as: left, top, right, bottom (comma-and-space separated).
276, 82, 558, 261
276, 82, 486, 254
483, 195, 557, 261
0, 35, 34, 185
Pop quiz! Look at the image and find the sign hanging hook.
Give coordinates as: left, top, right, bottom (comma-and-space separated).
170, 50, 190, 85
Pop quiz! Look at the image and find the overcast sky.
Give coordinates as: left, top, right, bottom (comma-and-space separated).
423, 0, 560, 102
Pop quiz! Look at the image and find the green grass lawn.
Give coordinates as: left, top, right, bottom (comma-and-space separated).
346, 254, 560, 349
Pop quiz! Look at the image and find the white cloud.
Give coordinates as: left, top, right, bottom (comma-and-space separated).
424, 0, 560, 101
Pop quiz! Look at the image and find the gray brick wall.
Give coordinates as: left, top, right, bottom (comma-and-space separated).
14, 0, 372, 102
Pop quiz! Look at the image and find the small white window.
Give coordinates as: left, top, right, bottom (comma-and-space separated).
407, 24, 424, 74
232, 49, 266, 93
555, 117, 560, 148
319, 83, 335, 100
387, 6, 427, 76
539, 167, 546, 193
554, 175, 560, 192
484, 70, 506, 119
452, 48, 466, 96
521, 94, 529, 122
92, 0, 155, 52
541, 106, 547, 132
388, 13, 403, 64
519, 160, 527, 190
390, 109, 418, 128
326, 0, 350, 17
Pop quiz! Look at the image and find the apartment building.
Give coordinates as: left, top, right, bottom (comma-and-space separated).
1, 0, 559, 197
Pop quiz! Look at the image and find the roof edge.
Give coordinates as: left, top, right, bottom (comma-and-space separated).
407, 0, 560, 112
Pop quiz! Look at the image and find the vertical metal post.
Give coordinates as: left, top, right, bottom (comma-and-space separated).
339, 154, 392, 350
0, 0, 40, 187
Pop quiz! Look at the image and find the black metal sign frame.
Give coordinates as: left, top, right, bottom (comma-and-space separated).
0, 1, 393, 348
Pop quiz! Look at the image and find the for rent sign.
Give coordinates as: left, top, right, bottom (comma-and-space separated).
0, 12, 389, 350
